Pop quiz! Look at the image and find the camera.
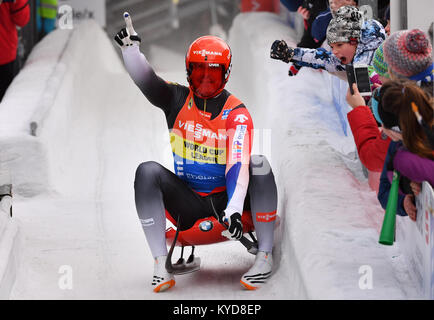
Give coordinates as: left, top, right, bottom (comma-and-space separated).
301, 0, 314, 10
346, 64, 372, 97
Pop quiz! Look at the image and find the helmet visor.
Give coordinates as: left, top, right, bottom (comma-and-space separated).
189, 62, 224, 99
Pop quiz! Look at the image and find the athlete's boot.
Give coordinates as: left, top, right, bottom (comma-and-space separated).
152, 255, 175, 293
240, 251, 273, 290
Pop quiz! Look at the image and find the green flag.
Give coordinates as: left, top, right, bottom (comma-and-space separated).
379, 170, 401, 245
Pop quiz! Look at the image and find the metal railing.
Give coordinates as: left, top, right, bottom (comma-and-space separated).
106, 0, 239, 47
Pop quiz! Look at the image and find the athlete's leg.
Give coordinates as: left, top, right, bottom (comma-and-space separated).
248, 155, 278, 253
134, 161, 211, 259
240, 155, 277, 290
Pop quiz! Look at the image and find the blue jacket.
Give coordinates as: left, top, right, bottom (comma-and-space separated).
280, 0, 303, 12
378, 141, 407, 216
311, 8, 332, 43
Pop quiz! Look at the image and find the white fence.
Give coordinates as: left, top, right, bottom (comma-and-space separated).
397, 182, 434, 299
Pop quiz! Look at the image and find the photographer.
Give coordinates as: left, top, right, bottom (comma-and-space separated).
0, 0, 30, 102
281, 0, 329, 76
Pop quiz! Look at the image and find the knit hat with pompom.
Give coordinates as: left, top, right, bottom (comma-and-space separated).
383, 29, 433, 79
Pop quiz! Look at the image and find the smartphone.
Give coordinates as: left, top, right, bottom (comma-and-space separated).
301, 0, 314, 10
346, 64, 372, 97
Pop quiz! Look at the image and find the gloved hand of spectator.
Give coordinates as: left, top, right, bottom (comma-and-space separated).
220, 211, 243, 240
270, 40, 295, 63
114, 12, 141, 49
403, 194, 417, 221
297, 6, 310, 20
410, 181, 422, 196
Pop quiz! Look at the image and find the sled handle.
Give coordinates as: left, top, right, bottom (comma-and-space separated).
209, 198, 258, 255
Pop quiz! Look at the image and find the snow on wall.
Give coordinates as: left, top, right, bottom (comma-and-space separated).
0, 28, 72, 196
228, 12, 420, 299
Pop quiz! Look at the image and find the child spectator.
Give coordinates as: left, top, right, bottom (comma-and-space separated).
369, 43, 389, 86
311, 0, 358, 46
383, 28, 433, 97
271, 6, 386, 81
376, 81, 433, 220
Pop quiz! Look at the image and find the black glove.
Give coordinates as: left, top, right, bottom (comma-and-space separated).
114, 12, 141, 49
221, 212, 243, 240
270, 40, 295, 63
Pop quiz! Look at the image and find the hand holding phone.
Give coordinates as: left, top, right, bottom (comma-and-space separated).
346, 83, 366, 109
346, 64, 372, 97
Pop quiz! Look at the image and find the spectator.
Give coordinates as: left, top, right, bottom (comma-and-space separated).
383, 29, 433, 98
376, 81, 433, 221
346, 31, 433, 193
311, 0, 358, 46
345, 83, 391, 193
368, 43, 389, 88
383, 5, 390, 36
37, 0, 58, 40
271, 6, 386, 81
281, 0, 329, 76
280, 0, 303, 12
0, 0, 30, 102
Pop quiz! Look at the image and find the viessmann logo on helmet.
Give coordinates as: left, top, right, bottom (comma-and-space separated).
193, 49, 223, 57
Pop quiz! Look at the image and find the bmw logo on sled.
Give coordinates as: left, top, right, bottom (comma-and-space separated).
199, 220, 213, 232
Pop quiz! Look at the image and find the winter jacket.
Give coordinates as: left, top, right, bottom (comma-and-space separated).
347, 106, 391, 172
280, 0, 303, 12
311, 8, 332, 43
291, 19, 386, 73
378, 141, 407, 216
378, 141, 434, 216
393, 149, 434, 187
0, 0, 30, 65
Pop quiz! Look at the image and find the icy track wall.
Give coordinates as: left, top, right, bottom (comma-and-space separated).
0, 195, 20, 299
0, 20, 169, 199
228, 12, 418, 299
0, 20, 172, 297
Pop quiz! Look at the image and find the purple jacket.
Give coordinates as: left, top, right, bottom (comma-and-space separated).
393, 149, 434, 186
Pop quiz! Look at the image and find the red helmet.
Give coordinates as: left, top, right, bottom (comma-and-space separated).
185, 36, 232, 99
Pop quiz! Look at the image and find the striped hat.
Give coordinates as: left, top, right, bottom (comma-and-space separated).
383, 29, 432, 79
372, 43, 389, 78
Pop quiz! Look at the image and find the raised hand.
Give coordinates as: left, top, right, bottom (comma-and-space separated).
114, 12, 141, 49
270, 40, 294, 63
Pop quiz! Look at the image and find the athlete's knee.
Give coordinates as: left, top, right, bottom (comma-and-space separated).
135, 161, 164, 186
249, 155, 273, 178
